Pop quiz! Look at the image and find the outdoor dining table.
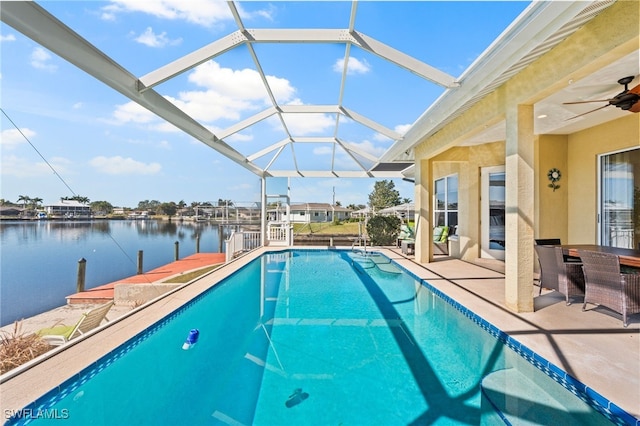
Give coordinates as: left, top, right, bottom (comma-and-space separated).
559, 244, 640, 268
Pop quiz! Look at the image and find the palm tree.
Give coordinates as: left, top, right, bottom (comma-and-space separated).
17, 195, 30, 208
30, 197, 43, 209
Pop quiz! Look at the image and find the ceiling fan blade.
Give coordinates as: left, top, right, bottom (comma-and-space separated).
628, 84, 640, 112
563, 99, 614, 105
565, 104, 610, 120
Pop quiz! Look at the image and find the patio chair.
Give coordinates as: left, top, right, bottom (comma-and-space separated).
433, 226, 449, 255
396, 224, 416, 255
534, 238, 580, 263
534, 245, 585, 304
534, 238, 561, 246
397, 224, 415, 247
37, 301, 114, 346
577, 250, 640, 327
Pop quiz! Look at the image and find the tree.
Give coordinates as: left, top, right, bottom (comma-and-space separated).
366, 215, 401, 246
159, 202, 177, 217
137, 200, 160, 211
74, 196, 90, 205
30, 197, 43, 209
368, 180, 401, 211
61, 195, 90, 204
91, 201, 114, 214
17, 195, 30, 208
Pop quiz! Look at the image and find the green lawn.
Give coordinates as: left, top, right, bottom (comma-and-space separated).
292, 222, 363, 235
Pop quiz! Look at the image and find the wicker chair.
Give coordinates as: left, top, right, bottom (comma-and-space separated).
534, 245, 585, 305
535, 238, 561, 246
577, 250, 640, 327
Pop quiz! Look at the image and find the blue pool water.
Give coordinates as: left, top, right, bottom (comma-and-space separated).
8, 250, 629, 425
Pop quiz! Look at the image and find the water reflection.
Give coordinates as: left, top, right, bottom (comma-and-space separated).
0, 220, 231, 326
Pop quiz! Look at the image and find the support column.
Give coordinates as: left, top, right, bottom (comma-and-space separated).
504, 104, 535, 312
261, 177, 267, 246
414, 158, 433, 263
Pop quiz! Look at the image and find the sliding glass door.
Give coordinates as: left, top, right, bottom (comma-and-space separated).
600, 148, 640, 249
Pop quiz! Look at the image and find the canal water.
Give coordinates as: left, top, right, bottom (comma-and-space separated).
0, 220, 229, 326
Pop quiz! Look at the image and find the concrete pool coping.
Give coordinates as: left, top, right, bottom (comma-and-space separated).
1, 246, 638, 422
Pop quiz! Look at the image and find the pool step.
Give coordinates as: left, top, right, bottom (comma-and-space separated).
348, 252, 401, 274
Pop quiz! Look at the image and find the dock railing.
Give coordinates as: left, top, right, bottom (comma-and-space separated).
225, 230, 262, 262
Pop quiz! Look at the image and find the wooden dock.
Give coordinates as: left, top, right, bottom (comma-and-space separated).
66, 253, 226, 304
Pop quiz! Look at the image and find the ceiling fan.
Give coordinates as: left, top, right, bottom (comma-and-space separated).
563, 76, 640, 119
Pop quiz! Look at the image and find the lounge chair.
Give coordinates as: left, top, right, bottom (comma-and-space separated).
577, 250, 640, 327
37, 301, 114, 346
533, 245, 584, 304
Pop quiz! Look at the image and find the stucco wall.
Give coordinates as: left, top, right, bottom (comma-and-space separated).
567, 114, 640, 244
536, 134, 569, 243
430, 142, 505, 261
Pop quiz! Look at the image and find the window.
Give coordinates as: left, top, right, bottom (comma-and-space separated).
434, 174, 458, 233
600, 148, 640, 249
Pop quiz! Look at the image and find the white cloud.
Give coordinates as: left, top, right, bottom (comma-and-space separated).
281, 109, 335, 135
126, 61, 297, 124
111, 102, 157, 124
226, 132, 254, 143
313, 146, 333, 156
373, 123, 411, 141
102, 0, 232, 27
343, 139, 386, 157
394, 123, 411, 135
102, 0, 273, 27
134, 27, 182, 48
109, 62, 296, 132
1, 34, 16, 42
157, 140, 171, 150
1, 128, 35, 150
189, 61, 295, 104
168, 90, 254, 122
89, 156, 161, 175
1, 155, 72, 178
30, 47, 57, 72
333, 57, 371, 75
72, 102, 84, 110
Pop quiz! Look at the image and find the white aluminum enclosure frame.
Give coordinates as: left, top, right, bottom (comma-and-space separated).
1, 1, 614, 181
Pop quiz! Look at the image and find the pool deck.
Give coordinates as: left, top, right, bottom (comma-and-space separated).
1, 247, 638, 423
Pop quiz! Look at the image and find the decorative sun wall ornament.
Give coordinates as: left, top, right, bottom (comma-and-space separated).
547, 168, 561, 191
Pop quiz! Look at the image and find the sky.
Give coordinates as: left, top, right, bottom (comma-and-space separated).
0, 1, 529, 209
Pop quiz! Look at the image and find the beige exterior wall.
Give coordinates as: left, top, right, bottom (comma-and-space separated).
429, 142, 505, 262
411, 1, 639, 312
531, 114, 639, 245
567, 114, 640, 244
536, 134, 569, 243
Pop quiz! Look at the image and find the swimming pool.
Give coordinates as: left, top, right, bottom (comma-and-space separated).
6, 250, 629, 425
